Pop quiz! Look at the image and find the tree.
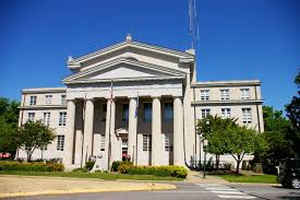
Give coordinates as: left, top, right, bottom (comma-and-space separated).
0, 97, 20, 158
285, 70, 300, 157
223, 126, 266, 174
196, 115, 237, 169
255, 106, 294, 174
18, 121, 56, 161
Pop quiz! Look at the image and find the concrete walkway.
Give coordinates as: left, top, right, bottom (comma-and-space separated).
0, 175, 176, 198
185, 170, 228, 184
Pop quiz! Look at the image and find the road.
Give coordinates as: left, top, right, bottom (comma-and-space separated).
4, 182, 300, 200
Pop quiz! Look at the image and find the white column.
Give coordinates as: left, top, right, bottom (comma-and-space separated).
104, 100, 111, 170
82, 99, 94, 166
128, 97, 137, 163
64, 100, 76, 167
152, 97, 162, 166
173, 97, 185, 166
109, 100, 117, 166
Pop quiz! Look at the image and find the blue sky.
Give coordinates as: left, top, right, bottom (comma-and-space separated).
0, 0, 299, 112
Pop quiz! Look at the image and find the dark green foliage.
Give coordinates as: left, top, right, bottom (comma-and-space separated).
0, 161, 64, 172
0, 97, 20, 158
111, 160, 132, 172
18, 121, 56, 161
196, 115, 238, 169
124, 165, 188, 178
72, 168, 89, 173
84, 160, 95, 171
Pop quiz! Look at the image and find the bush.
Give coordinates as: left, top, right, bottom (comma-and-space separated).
0, 161, 64, 172
125, 165, 188, 178
85, 161, 95, 171
111, 161, 132, 172
72, 168, 89, 173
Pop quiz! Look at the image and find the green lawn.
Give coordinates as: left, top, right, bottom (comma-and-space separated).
0, 170, 183, 181
217, 174, 278, 184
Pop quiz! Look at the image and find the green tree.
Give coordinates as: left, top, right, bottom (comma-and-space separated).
0, 97, 20, 158
196, 115, 237, 169
224, 126, 266, 174
285, 70, 300, 157
255, 106, 293, 174
18, 121, 56, 161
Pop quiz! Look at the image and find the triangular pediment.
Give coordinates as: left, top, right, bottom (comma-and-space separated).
63, 57, 186, 84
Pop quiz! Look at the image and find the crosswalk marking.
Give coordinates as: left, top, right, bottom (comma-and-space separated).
196, 183, 257, 199
212, 191, 244, 195
217, 195, 256, 199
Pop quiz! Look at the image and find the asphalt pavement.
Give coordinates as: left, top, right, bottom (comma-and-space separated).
3, 182, 300, 200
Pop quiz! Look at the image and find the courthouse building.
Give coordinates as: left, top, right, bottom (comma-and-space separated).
18, 35, 264, 170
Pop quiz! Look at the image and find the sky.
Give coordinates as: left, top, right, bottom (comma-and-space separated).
0, 0, 299, 112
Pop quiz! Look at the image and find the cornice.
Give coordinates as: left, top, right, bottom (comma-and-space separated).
191, 80, 261, 88
63, 57, 186, 84
191, 99, 263, 106
70, 40, 194, 66
22, 87, 66, 94
19, 105, 67, 110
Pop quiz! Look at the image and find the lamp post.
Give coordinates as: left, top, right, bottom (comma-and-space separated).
203, 120, 209, 179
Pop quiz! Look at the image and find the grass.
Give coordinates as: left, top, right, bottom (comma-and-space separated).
0, 170, 183, 181
217, 174, 278, 184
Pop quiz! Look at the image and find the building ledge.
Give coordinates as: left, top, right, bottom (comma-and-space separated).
192, 99, 263, 106
19, 105, 67, 110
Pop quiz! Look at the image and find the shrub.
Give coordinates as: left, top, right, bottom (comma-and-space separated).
111, 161, 132, 172
72, 168, 89, 173
85, 161, 95, 171
0, 161, 64, 172
125, 165, 188, 178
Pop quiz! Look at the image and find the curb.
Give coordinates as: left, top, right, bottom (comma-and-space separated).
0, 184, 176, 198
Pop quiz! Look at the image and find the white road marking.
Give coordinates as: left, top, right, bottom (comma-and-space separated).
205, 187, 238, 191
218, 195, 256, 199
196, 183, 257, 199
212, 191, 244, 195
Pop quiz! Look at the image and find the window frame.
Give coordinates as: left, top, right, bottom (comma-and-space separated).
29, 96, 37, 105
242, 108, 252, 124
59, 112, 67, 126
220, 89, 230, 101
200, 89, 210, 101
56, 135, 65, 151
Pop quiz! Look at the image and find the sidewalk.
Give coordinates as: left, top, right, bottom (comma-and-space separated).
0, 175, 176, 198
185, 170, 228, 184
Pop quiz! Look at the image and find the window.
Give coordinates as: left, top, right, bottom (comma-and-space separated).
43, 112, 51, 126
30, 96, 37, 105
220, 89, 230, 101
201, 109, 210, 118
28, 112, 35, 121
242, 108, 252, 124
100, 135, 105, 151
221, 108, 231, 118
45, 95, 52, 104
200, 90, 209, 101
164, 134, 173, 152
61, 95, 66, 105
241, 88, 250, 100
122, 104, 129, 121
56, 135, 65, 151
164, 103, 173, 121
143, 135, 152, 151
143, 103, 152, 122
59, 112, 67, 126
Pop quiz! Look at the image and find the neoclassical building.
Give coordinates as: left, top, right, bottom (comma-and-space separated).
18, 35, 264, 170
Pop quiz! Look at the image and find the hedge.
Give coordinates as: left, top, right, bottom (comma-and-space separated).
111, 161, 133, 172
119, 165, 188, 178
0, 161, 64, 172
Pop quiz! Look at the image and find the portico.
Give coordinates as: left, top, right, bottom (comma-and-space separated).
64, 93, 185, 170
